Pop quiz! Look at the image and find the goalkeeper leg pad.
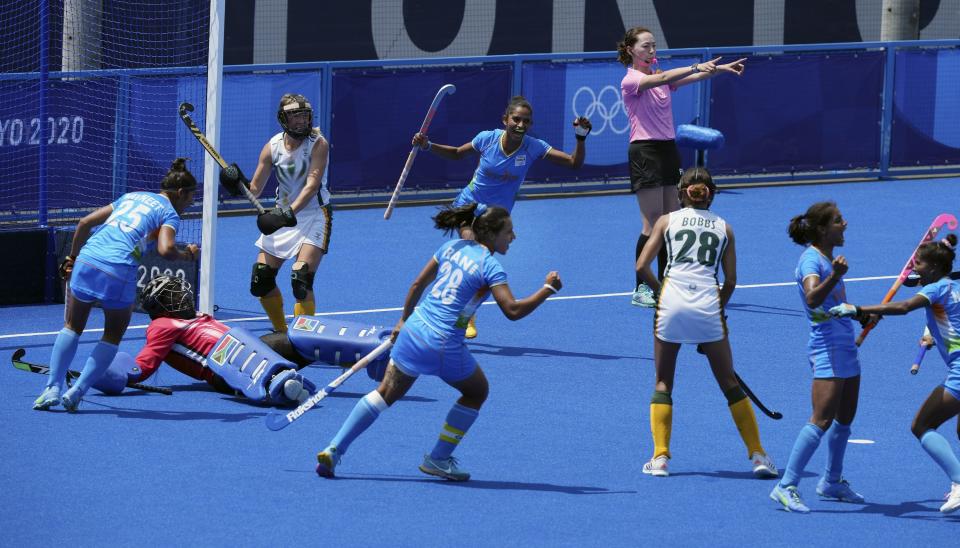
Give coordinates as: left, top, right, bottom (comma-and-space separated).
291, 262, 315, 300
250, 263, 279, 297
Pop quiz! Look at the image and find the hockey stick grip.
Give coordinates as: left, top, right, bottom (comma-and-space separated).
911, 344, 928, 375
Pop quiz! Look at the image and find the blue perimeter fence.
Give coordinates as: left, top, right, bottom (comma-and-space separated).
1, 39, 959, 226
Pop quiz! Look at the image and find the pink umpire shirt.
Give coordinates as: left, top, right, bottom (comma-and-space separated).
621, 67, 675, 142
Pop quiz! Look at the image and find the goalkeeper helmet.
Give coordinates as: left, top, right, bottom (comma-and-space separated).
277, 93, 314, 139
140, 275, 195, 320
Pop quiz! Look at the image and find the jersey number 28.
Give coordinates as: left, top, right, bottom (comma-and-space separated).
430, 262, 464, 305
674, 229, 722, 267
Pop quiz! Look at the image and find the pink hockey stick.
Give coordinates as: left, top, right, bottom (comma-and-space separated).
857, 213, 958, 346
383, 84, 457, 219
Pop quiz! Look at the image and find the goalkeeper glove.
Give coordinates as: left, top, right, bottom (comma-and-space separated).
257, 206, 297, 235
219, 163, 251, 197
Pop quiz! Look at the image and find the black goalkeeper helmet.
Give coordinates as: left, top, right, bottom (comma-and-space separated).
140, 275, 196, 320
277, 93, 314, 139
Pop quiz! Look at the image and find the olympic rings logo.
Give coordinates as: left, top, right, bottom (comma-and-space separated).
571, 85, 629, 136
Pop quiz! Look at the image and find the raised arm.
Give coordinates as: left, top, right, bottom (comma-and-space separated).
412, 133, 477, 160
802, 255, 848, 309
544, 117, 591, 169
490, 272, 562, 321
673, 57, 747, 88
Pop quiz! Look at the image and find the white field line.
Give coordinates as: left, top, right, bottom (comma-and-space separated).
0, 275, 896, 340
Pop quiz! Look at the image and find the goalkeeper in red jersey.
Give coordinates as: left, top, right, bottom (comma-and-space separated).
91, 276, 391, 406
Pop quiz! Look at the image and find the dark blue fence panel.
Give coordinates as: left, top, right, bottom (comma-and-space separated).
329, 65, 512, 193
708, 51, 884, 175
891, 48, 960, 168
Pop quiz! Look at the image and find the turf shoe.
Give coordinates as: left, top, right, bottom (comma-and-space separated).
419, 454, 470, 481
769, 484, 810, 513
465, 316, 478, 339
32, 385, 61, 411
751, 452, 779, 478
816, 477, 864, 503
631, 283, 656, 308
941, 482, 960, 514
642, 455, 669, 477
316, 447, 340, 478
60, 387, 82, 413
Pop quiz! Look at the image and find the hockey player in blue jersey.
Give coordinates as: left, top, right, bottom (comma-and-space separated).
315, 203, 561, 481
34, 158, 199, 412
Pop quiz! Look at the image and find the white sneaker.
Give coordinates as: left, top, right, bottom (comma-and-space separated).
941, 482, 960, 514
642, 455, 669, 477
751, 451, 779, 478
631, 283, 656, 308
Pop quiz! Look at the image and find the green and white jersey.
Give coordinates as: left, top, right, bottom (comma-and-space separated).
269, 130, 330, 212
663, 207, 728, 284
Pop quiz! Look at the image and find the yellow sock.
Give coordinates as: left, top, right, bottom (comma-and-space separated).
294, 300, 315, 317
728, 391, 764, 457
259, 294, 287, 333
650, 391, 673, 459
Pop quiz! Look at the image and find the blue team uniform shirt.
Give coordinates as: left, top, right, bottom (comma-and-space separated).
919, 277, 960, 366
796, 247, 860, 377
414, 239, 508, 336
452, 129, 552, 212
79, 191, 181, 274
391, 239, 508, 382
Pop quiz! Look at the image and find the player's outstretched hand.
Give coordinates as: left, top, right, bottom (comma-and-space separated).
831, 255, 849, 278
257, 206, 297, 235
828, 303, 860, 318
719, 57, 747, 76
413, 132, 430, 150
545, 271, 562, 292
573, 117, 591, 139
219, 163, 250, 197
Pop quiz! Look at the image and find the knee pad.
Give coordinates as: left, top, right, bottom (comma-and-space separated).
291, 262, 315, 300
250, 263, 279, 297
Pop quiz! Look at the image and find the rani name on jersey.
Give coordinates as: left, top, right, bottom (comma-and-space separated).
441, 245, 481, 275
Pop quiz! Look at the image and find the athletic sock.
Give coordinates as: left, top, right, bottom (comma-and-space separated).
650, 391, 673, 459
47, 328, 80, 390
725, 385, 765, 457
329, 390, 388, 455
635, 234, 649, 287
73, 341, 119, 395
920, 430, 960, 483
779, 423, 825, 487
429, 403, 479, 460
293, 300, 315, 317
824, 420, 852, 482
259, 294, 287, 332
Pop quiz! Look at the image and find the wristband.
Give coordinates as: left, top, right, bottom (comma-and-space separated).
543, 284, 558, 294
691, 63, 701, 73
575, 134, 587, 142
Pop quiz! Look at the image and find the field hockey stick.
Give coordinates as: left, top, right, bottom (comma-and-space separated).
911, 344, 929, 375
11, 348, 173, 395
383, 84, 457, 219
856, 213, 958, 346
178, 102, 267, 215
734, 372, 782, 420
265, 339, 393, 431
